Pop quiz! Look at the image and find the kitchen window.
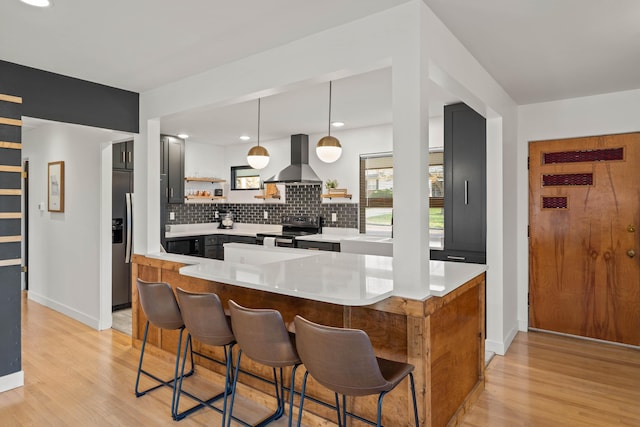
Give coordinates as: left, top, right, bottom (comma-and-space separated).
359, 153, 393, 235
428, 151, 444, 249
231, 165, 261, 190
358, 151, 445, 247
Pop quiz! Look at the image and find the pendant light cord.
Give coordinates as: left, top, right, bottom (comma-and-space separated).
328, 81, 332, 136
257, 98, 261, 146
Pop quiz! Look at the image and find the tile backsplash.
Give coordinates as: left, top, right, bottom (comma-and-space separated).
167, 184, 358, 229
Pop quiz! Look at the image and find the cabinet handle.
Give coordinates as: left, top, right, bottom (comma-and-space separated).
121, 151, 125, 163
128, 151, 132, 163
170, 188, 174, 198
447, 255, 466, 261
464, 180, 469, 205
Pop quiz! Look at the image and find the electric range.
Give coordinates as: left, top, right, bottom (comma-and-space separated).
256, 215, 322, 248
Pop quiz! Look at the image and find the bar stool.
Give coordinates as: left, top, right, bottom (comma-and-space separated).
226, 300, 301, 427
134, 279, 194, 419
174, 288, 236, 424
293, 315, 420, 427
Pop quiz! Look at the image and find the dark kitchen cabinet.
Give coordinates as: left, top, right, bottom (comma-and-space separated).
204, 234, 256, 260
161, 135, 185, 204
229, 235, 257, 245
204, 235, 228, 260
296, 240, 340, 252
432, 102, 486, 264
113, 140, 133, 170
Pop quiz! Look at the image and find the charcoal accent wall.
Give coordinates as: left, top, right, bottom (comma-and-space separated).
167, 184, 358, 229
0, 60, 139, 133
0, 94, 22, 379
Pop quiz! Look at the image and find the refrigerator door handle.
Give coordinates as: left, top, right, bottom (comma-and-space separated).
125, 193, 133, 263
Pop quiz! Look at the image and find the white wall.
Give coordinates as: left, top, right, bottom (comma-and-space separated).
23, 121, 129, 330
516, 88, 640, 330
138, 1, 519, 353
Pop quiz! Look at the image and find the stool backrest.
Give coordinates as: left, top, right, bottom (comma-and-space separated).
294, 315, 390, 396
176, 288, 234, 347
136, 279, 183, 330
228, 300, 299, 368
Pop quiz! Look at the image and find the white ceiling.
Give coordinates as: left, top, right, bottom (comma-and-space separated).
5, 0, 640, 143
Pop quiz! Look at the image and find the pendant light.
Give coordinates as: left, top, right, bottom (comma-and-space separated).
246, 98, 270, 169
316, 81, 342, 163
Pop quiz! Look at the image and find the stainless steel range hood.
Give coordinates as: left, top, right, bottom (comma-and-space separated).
264, 134, 322, 184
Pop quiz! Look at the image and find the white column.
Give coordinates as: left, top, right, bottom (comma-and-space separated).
391, 2, 430, 298
133, 117, 160, 255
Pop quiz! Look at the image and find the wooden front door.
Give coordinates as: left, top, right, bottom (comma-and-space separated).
529, 132, 640, 345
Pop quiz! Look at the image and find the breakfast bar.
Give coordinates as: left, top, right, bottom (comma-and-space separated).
131, 245, 486, 427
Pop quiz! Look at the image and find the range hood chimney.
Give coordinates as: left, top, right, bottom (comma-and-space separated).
264, 134, 322, 184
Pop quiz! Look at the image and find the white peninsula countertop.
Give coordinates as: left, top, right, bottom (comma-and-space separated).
146, 243, 486, 306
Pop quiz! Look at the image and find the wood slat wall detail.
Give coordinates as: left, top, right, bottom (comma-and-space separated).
0, 93, 23, 380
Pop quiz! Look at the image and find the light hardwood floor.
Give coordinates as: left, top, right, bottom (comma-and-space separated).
3, 293, 639, 426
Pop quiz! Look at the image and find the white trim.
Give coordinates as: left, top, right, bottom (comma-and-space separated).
0, 370, 24, 393
519, 318, 528, 331
28, 291, 100, 330
485, 324, 519, 356
529, 328, 640, 350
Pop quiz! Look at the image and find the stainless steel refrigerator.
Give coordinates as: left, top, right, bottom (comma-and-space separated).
112, 170, 133, 310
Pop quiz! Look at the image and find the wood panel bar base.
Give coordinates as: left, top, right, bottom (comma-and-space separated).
131, 255, 486, 427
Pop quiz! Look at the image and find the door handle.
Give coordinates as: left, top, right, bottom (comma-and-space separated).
464, 180, 469, 205
627, 250, 636, 258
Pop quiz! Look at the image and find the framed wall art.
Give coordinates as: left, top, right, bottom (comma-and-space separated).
48, 161, 65, 212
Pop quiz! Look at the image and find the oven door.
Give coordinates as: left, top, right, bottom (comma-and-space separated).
256, 234, 295, 248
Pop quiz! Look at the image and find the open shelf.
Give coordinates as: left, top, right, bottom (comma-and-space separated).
254, 183, 281, 200
185, 195, 226, 200
184, 177, 226, 183
321, 188, 352, 199
254, 195, 281, 199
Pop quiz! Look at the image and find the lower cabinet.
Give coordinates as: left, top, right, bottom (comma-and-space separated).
296, 240, 340, 252
204, 234, 256, 260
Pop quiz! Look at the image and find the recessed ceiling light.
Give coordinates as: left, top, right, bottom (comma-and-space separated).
21, 0, 51, 7
177, 133, 189, 139
331, 121, 345, 127
239, 135, 251, 141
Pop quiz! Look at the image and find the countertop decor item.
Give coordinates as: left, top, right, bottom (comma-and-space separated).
325, 178, 338, 190
246, 98, 270, 169
316, 81, 342, 163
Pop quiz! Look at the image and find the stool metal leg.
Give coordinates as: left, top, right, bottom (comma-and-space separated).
135, 321, 188, 397
296, 371, 309, 427
409, 372, 420, 426
287, 364, 300, 427
174, 337, 236, 423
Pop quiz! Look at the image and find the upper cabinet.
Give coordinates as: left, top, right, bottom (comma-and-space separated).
161, 135, 185, 203
113, 140, 133, 170
434, 102, 486, 264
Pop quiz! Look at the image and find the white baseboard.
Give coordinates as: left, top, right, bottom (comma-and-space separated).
485, 324, 519, 356
0, 370, 24, 393
519, 318, 528, 331
28, 292, 100, 330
